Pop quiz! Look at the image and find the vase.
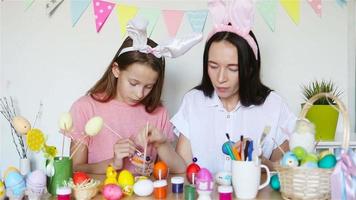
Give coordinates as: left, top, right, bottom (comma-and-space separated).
19, 158, 31, 176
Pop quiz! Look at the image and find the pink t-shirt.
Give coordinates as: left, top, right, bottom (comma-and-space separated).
69, 95, 174, 174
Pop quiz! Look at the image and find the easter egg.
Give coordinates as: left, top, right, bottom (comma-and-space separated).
73, 171, 90, 185
3, 167, 20, 180
85, 116, 103, 136
292, 146, 307, 160
118, 170, 134, 195
133, 179, 154, 196
59, 112, 73, 132
5, 172, 26, 196
12, 116, 31, 135
319, 150, 332, 160
102, 184, 122, 200
26, 170, 46, 194
301, 153, 319, 165
153, 161, 168, 180
186, 158, 201, 184
26, 129, 45, 152
280, 152, 299, 167
215, 171, 232, 186
0, 180, 5, 198
269, 174, 280, 191
301, 162, 318, 168
318, 154, 337, 169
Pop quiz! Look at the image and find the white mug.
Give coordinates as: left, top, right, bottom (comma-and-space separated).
231, 160, 270, 199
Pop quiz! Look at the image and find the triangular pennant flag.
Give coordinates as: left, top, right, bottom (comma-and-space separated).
137, 8, 160, 37
116, 4, 138, 38
257, 0, 278, 32
24, 0, 35, 11
93, 0, 115, 32
280, 0, 300, 25
336, 0, 347, 7
162, 10, 184, 37
70, 0, 91, 27
307, 0, 322, 17
186, 10, 208, 33
46, 0, 64, 16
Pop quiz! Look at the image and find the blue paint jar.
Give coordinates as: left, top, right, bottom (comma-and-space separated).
171, 176, 184, 193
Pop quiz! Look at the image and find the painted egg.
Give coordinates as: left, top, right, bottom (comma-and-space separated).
3, 167, 20, 180
73, 171, 90, 185
85, 116, 103, 136
153, 161, 168, 180
280, 152, 299, 167
59, 112, 73, 132
196, 168, 213, 182
292, 146, 307, 160
319, 150, 332, 160
5, 172, 26, 196
102, 184, 122, 200
118, 170, 134, 187
186, 158, 200, 184
0, 180, 5, 198
269, 174, 280, 191
301, 153, 319, 165
318, 154, 337, 169
26, 129, 45, 152
26, 170, 46, 194
12, 116, 31, 135
215, 171, 232, 186
301, 161, 318, 168
133, 179, 153, 196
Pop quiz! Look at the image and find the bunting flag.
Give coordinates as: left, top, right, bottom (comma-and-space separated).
117, 4, 138, 37
307, 0, 322, 17
137, 8, 160, 37
336, 0, 347, 7
280, 0, 300, 24
70, 0, 91, 27
46, 0, 64, 16
186, 10, 208, 33
256, 0, 278, 32
24, 0, 35, 11
162, 10, 184, 37
93, 0, 115, 32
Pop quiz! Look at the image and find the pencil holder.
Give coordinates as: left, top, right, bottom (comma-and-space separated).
47, 157, 73, 195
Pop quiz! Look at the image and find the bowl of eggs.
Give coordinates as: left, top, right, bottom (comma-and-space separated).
68, 172, 101, 200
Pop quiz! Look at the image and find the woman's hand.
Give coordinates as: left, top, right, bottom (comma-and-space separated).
136, 124, 167, 148
113, 138, 136, 169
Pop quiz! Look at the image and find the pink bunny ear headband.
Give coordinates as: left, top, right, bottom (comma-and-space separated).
118, 16, 203, 58
208, 0, 258, 59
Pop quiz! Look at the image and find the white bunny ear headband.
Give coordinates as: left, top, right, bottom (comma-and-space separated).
118, 16, 203, 58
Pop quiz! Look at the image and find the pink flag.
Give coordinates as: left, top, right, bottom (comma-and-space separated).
307, 0, 322, 17
93, 0, 115, 32
162, 10, 184, 37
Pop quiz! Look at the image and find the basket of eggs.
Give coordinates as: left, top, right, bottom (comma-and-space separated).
68, 171, 101, 200
274, 92, 350, 200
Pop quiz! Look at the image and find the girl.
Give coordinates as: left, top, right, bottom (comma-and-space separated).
69, 17, 201, 174
171, 0, 297, 173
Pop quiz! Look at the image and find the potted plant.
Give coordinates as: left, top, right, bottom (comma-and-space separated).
301, 80, 343, 141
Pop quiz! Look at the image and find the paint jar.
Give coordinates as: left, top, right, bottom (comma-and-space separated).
218, 185, 233, 200
153, 180, 167, 199
56, 186, 71, 200
171, 176, 184, 193
184, 184, 196, 200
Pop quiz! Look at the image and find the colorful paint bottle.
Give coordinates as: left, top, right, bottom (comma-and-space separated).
171, 176, 184, 193
153, 180, 167, 199
184, 184, 196, 200
218, 185, 232, 200
56, 186, 71, 200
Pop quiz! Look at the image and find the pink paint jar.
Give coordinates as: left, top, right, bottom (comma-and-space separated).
218, 185, 232, 200
57, 186, 71, 200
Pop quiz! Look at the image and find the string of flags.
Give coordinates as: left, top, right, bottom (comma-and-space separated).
21, 0, 348, 34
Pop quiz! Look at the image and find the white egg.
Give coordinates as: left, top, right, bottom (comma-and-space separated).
215, 171, 232, 186
133, 179, 153, 196
85, 116, 103, 136
58, 112, 73, 132
12, 116, 31, 135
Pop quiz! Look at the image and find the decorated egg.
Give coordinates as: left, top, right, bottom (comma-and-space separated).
26, 170, 47, 194
196, 168, 213, 192
85, 116, 103, 136
318, 154, 337, 169
133, 179, 153, 196
118, 170, 134, 196
102, 184, 122, 200
319, 150, 332, 160
301, 153, 318, 165
153, 161, 168, 180
186, 157, 201, 184
26, 129, 45, 152
3, 166, 20, 180
292, 146, 307, 160
0, 180, 5, 199
59, 112, 73, 132
215, 171, 232, 186
12, 116, 31, 135
5, 171, 26, 197
269, 174, 280, 191
73, 171, 90, 185
280, 152, 298, 167
301, 162, 318, 168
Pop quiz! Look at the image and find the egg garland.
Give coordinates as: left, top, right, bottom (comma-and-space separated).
11, 116, 31, 135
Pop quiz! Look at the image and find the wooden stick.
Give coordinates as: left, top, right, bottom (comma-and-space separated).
70, 135, 88, 159
142, 122, 149, 175
272, 138, 285, 155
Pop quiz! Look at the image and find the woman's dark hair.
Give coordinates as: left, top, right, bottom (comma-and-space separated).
87, 37, 165, 113
195, 31, 272, 106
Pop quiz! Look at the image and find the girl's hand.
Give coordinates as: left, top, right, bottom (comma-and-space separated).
136, 124, 167, 148
113, 138, 136, 169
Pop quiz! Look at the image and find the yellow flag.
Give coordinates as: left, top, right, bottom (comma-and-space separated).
280, 0, 300, 25
116, 5, 138, 38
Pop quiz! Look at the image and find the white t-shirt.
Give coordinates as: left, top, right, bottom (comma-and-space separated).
171, 89, 296, 174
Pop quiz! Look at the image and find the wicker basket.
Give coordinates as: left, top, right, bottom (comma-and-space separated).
69, 179, 101, 200
275, 92, 350, 200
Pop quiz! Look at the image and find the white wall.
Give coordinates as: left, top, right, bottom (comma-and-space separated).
1, 0, 355, 173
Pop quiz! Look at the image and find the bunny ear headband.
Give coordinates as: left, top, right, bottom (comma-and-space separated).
118, 16, 203, 58
208, 0, 258, 59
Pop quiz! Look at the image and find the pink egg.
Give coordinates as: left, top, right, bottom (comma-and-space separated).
26, 170, 46, 195
102, 184, 122, 200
